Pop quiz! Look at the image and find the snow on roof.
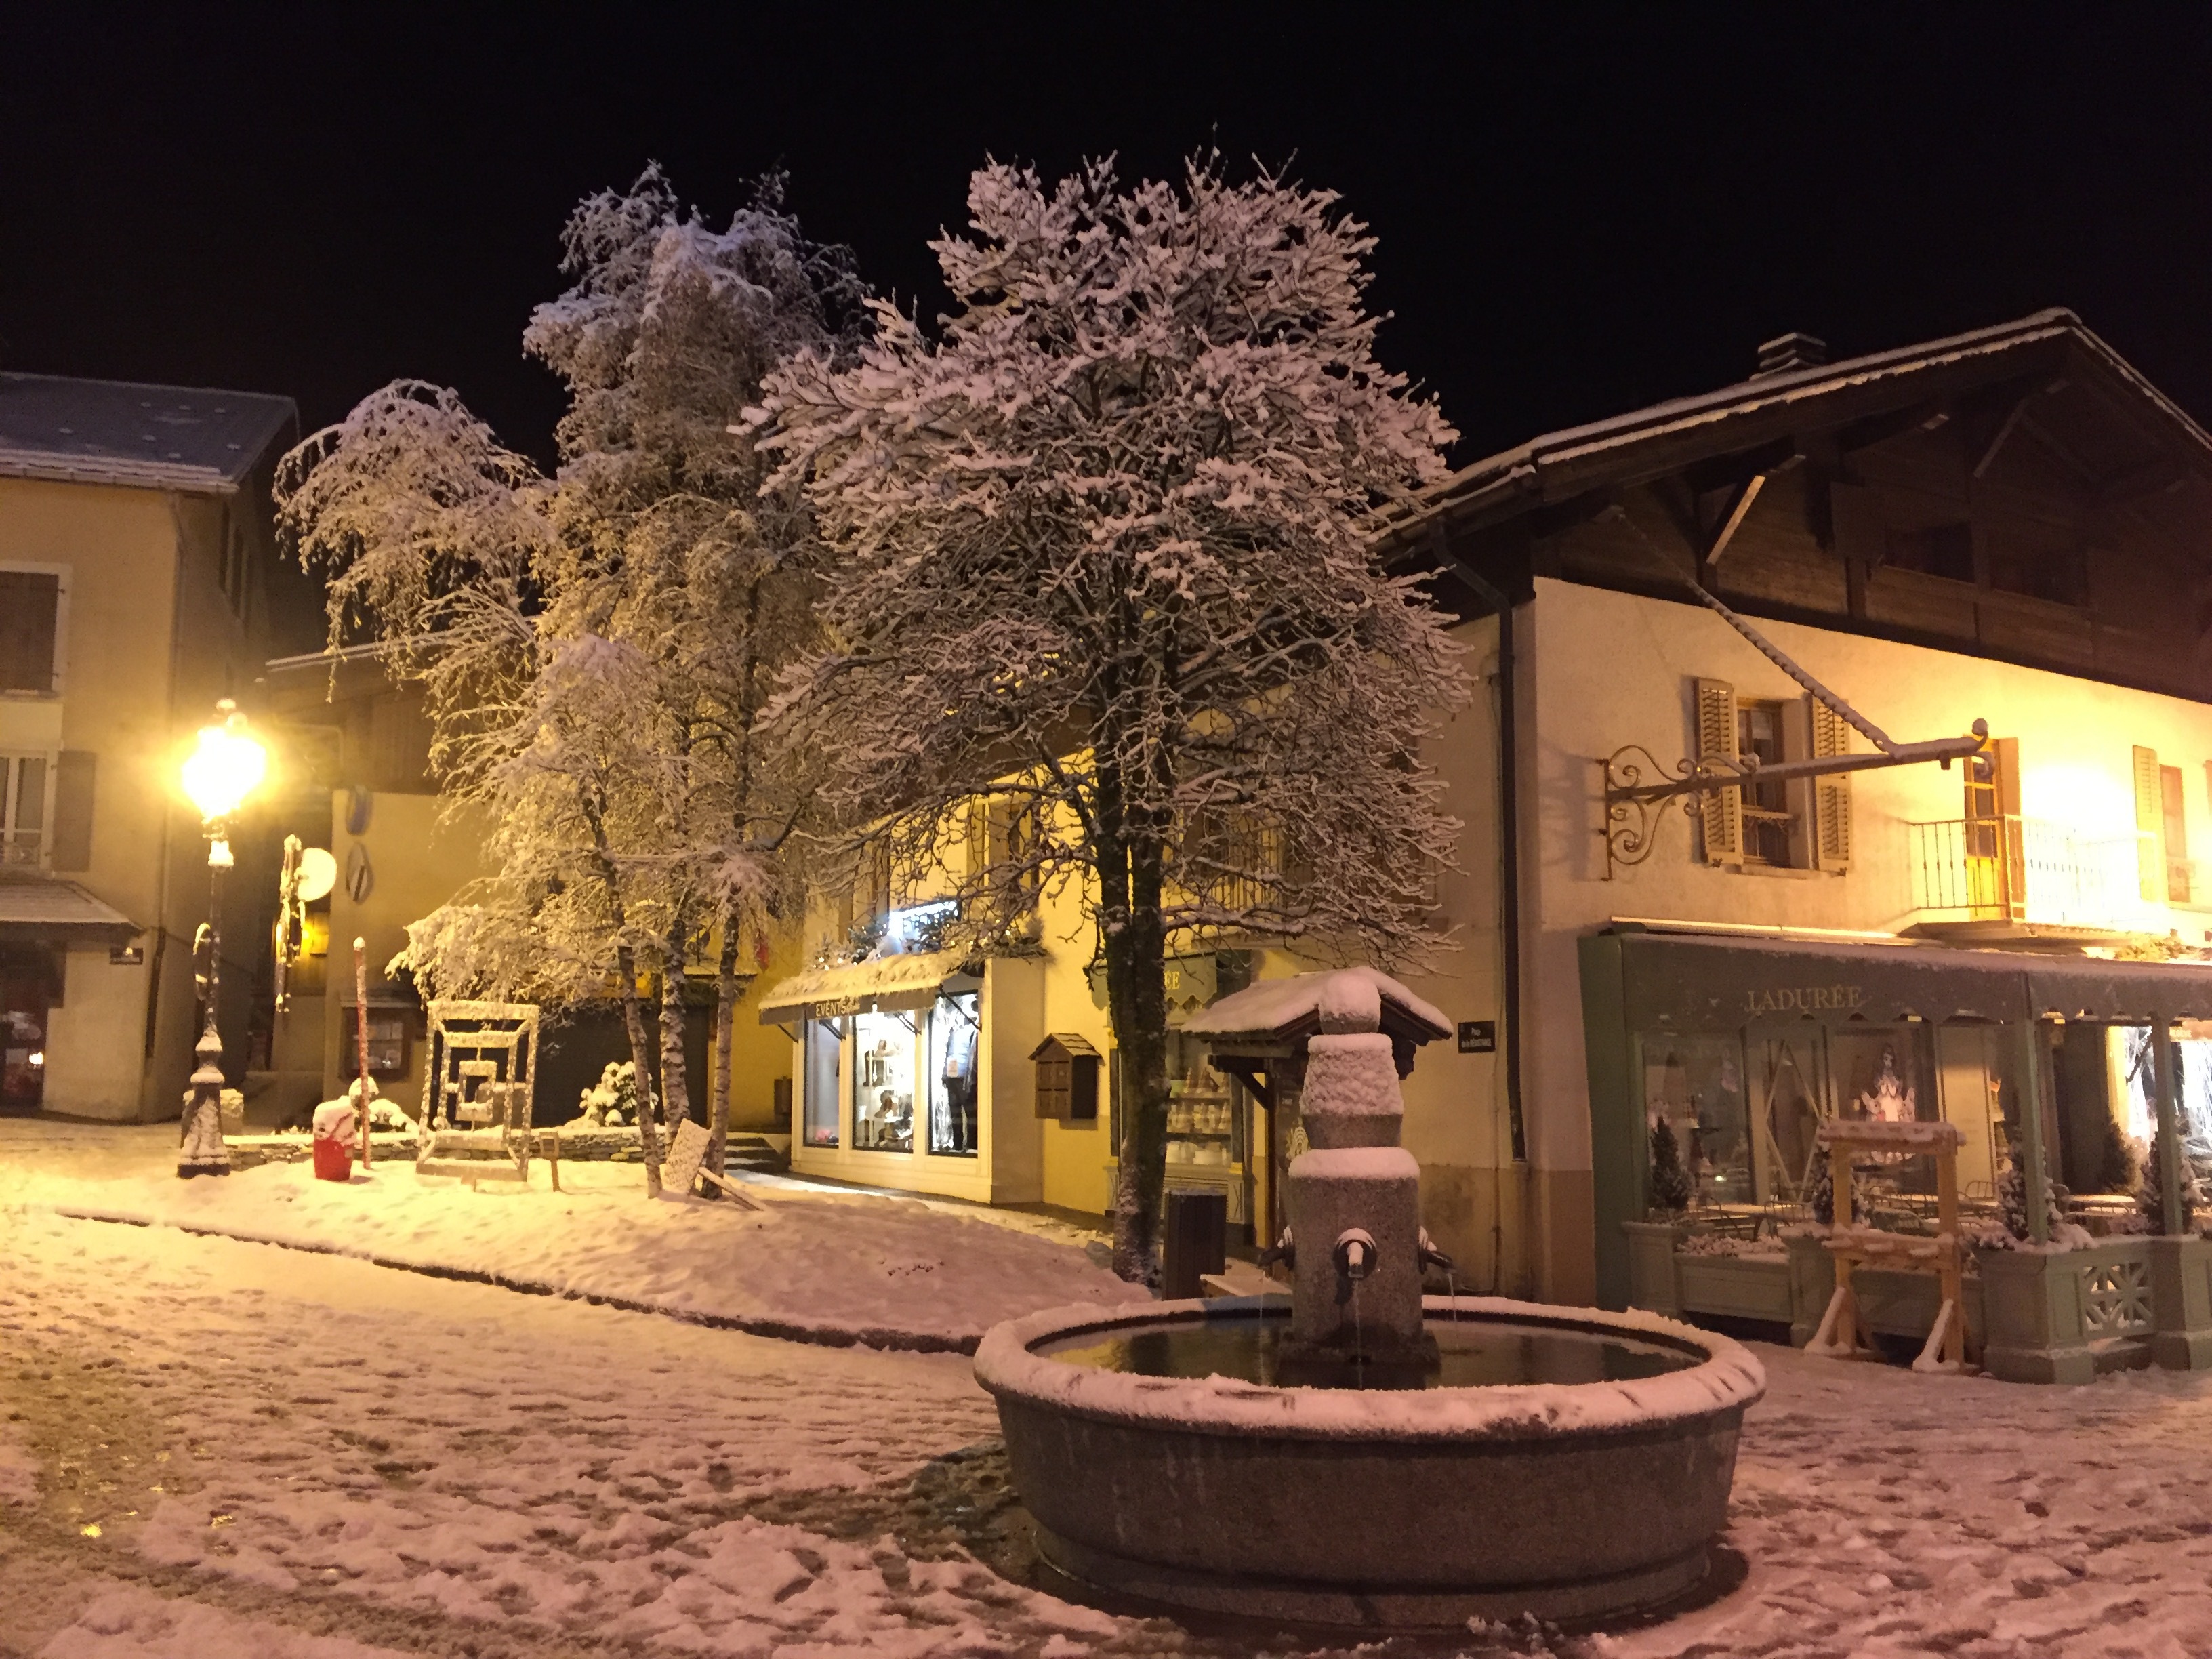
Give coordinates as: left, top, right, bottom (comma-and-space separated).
1176, 966, 1450, 1042
1376, 308, 2212, 544
0, 372, 298, 494
757, 948, 972, 1024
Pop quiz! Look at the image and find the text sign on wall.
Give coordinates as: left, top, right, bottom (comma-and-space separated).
1740, 984, 1867, 1018
1458, 1020, 1496, 1054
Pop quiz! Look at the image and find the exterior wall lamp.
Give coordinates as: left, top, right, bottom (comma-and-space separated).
178, 699, 266, 1177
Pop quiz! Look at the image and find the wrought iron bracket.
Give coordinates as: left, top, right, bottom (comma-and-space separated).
1600, 732, 1989, 878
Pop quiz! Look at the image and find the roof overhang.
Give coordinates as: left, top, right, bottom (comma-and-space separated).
0, 878, 141, 949
1373, 308, 2212, 559
758, 949, 975, 1026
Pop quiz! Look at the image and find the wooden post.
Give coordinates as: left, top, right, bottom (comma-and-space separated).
1830, 1138, 1853, 1235
2015, 1019, 2050, 1244
354, 937, 372, 1169
2152, 1013, 2186, 1237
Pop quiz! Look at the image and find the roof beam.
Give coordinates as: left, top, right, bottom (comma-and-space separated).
1699, 473, 1766, 575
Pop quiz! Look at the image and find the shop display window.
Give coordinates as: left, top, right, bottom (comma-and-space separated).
852, 1009, 918, 1152
1641, 1034, 1752, 1208
928, 990, 981, 1156
802, 1019, 840, 1148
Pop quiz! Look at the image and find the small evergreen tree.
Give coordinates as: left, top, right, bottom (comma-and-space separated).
1996, 1153, 2032, 1241
1649, 1118, 1693, 1214
2138, 1132, 2204, 1232
1807, 1145, 1862, 1227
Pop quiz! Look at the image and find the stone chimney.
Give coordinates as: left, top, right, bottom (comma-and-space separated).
1754, 331, 1828, 377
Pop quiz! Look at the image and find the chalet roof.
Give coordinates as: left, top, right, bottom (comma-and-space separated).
0, 372, 298, 495
1375, 308, 2212, 553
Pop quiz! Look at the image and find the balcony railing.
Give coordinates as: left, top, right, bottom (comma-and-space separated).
1908, 816, 2145, 928
0, 828, 41, 869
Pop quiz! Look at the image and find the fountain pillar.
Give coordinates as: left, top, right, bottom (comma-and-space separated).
1282, 991, 1433, 1376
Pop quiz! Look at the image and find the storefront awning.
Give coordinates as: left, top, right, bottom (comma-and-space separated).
1596, 926, 2212, 1031
757, 948, 972, 1026
0, 876, 138, 948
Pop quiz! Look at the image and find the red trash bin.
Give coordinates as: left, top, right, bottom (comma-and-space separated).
310, 1098, 356, 1182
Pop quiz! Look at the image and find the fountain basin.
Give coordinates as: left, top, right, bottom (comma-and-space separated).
975, 1294, 1765, 1629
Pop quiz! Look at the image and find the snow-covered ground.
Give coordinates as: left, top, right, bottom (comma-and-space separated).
9, 1143, 2212, 1657
0, 1153, 1138, 1351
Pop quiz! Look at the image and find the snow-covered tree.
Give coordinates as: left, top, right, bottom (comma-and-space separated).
752, 156, 1462, 1279
278, 168, 865, 1191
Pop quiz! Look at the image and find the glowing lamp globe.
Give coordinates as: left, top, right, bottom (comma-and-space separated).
182, 706, 267, 824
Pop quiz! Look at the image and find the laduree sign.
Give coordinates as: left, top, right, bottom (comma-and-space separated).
1740, 983, 1868, 1017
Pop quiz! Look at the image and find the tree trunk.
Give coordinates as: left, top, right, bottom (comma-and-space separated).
708, 923, 739, 1179
1106, 834, 1171, 1287
614, 943, 665, 1195
657, 935, 693, 1134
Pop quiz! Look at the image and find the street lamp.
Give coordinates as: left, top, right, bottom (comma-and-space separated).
177, 699, 266, 1178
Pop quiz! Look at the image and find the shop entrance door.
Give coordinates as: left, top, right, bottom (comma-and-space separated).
1, 970, 47, 1112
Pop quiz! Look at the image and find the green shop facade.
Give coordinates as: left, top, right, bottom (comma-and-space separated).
1580, 924, 2212, 1381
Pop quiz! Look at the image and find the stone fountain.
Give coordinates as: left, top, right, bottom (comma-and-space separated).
975, 968, 1763, 1630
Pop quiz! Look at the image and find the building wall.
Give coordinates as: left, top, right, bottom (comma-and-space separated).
0, 479, 180, 1120
1513, 574, 2212, 1301
321, 789, 494, 1113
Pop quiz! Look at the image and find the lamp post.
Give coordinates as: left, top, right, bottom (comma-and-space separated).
178, 699, 267, 1178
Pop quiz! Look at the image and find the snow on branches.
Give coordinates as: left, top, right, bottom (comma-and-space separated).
276, 167, 864, 1189
752, 154, 1465, 1277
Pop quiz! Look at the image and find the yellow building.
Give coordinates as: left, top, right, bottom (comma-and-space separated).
766, 310, 2212, 1313
1380, 309, 2212, 1309
258, 648, 800, 1141
0, 372, 297, 1121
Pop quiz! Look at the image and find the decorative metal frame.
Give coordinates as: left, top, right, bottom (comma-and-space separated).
417, 1000, 539, 1179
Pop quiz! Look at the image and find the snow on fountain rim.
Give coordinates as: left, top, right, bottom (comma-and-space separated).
974, 1295, 1767, 1443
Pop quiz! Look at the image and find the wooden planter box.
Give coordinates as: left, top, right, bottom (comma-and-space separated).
1623, 1220, 1793, 1325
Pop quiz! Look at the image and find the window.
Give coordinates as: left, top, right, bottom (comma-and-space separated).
0, 754, 49, 867
802, 1020, 840, 1147
1883, 522, 1975, 583
0, 572, 61, 694
928, 989, 982, 1155
1735, 701, 1793, 867
851, 1008, 918, 1151
1692, 680, 1851, 873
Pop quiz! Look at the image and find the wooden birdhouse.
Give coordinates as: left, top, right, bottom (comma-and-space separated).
1031, 1033, 1101, 1121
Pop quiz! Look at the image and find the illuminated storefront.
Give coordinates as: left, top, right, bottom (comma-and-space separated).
1582, 924, 2212, 1313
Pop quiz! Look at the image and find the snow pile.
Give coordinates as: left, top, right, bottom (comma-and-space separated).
12, 1162, 1137, 1351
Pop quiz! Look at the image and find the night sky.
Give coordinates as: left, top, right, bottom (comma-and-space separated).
7, 9, 2212, 507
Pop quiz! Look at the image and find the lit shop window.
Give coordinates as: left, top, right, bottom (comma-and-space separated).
802, 1020, 840, 1148
928, 990, 981, 1157
853, 1008, 918, 1152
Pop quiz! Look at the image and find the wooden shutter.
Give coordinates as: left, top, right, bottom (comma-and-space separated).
1694, 678, 1741, 865
49, 751, 95, 872
2135, 745, 2165, 901
1808, 699, 1853, 873
1035, 1054, 1071, 1120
